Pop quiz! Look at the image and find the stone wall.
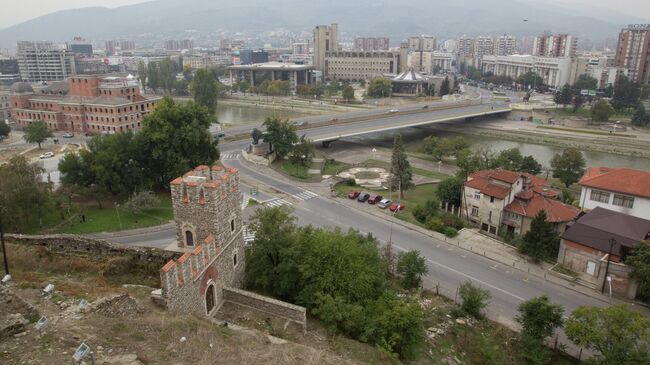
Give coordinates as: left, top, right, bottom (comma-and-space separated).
223, 287, 307, 328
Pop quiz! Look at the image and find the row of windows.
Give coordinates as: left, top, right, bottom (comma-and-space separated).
590, 189, 635, 208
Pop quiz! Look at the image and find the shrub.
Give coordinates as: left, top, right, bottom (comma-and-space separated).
412, 199, 440, 223
344, 178, 357, 186
443, 227, 458, 238
441, 213, 464, 230
425, 217, 444, 232
458, 281, 491, 319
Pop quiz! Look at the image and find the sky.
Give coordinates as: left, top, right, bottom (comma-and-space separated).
1, 0, 649, 28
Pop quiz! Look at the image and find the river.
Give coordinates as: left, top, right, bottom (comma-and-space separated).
216, 104, 308, 127
346, 126, 650, 171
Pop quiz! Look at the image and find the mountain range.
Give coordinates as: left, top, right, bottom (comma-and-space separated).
0, 0, 648, 49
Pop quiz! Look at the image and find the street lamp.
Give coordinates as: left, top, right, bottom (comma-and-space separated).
601, 238, 616, 294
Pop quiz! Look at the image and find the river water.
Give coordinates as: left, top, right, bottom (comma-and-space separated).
346, 126, 650, 171
216, 104, 308, 127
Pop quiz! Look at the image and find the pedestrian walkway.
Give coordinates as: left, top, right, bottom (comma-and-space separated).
292, 190, 319, 201
242, 225, 256, 244
221, 152, 240, 160
265, 198, 292, 208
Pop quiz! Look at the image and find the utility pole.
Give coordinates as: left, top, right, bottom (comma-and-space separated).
601, 238, 616, 294
0, 212, 9, 276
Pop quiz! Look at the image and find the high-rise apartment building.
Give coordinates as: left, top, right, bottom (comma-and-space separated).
532, 34, 577, 58
615, 24, 650, 84
292, 42, 309, 55
16, 41, 76, 82
313, 24, 338, 73
458, 36, 474, 56
354, 37, 389, 51
409, 36, 436, 51
495, 35, 516, 56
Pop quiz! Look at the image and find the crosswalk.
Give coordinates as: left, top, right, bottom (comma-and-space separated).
265, 199, 293, 208
292, 190, 319, 201
242, 225, 256, 244
221, 153, 239, 160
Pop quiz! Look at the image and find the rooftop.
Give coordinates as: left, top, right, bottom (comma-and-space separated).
505, 194, 579, 222
579, 167, 650, 199
392, 68, 428, 83
227, 62, 314, 71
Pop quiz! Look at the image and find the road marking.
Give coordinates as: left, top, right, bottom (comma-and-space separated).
265, 199, 292, 208
221, 153, 240, 160
293, 190, 319, 201
242, 225, 256, 244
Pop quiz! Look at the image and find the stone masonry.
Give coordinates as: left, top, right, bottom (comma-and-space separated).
160, 165, 246, 316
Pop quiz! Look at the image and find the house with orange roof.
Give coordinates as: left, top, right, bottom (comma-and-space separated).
578, 167, 650, 220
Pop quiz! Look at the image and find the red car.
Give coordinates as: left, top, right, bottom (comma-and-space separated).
389, 202, 405, 212
348, 191, 360, 199
367, 195, 383, 204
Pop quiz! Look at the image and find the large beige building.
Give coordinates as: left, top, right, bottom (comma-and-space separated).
408, 51, 454, 74
408, 36, 437, 51
481, 54, 572, 88
313, 24, 339, 74
324, 45, 408, 81
532, 34, 577, 58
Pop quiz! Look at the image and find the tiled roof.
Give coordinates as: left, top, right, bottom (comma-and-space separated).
505, 194, 579, 222
470, 169, 521, 184
465, 178, 511, 199
579, 167, 650, 199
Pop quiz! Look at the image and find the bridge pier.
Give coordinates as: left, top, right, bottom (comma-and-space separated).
465, 117, 474, 121
321, 141, 333, 148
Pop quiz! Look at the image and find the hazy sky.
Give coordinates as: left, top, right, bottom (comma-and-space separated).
1, 0, 649, 28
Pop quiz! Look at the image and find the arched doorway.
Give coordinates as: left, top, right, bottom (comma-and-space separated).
205, 284, 215, 314
185, 230, 194, 246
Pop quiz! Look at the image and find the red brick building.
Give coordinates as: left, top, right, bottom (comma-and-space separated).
9, 75, 161, 134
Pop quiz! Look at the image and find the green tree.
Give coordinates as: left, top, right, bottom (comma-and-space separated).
390, 134, 413, 191
626, 243, 650, 302
124, 190, 160, 214
342, 85, 355, 102
573, 74, 598, 92
493, 148, 523, 171
238, 80, 251, 93
289, 135, 315, 167
591, 100, 614, 122
263, 117, 298, 159
631, 103, 648, 127
436, 177, 464, 206
190, 68, 219, 115
23, 120, 53, 149
458, 281, 491, 319
550, 147, 586, 187
520, 210, 559, 262
0, 120, 10, 139
396, 250, 428, 289
521, 155, 542, 175
565, 305, 650, 365
572, 94, 585, 112
516, 296, 564, 365
517, 71, 544, 90
0, 155, 51, 232
367, 77, 392, 98
612, 75, 641, 112
440, 76, 451, 96
455, 148, 481, 180
158, 58, 176, 94
641, 84, 650, 100
137, 97, 219, 187
412, 199, 440, 223
147, 61, 159, 92
554, 84, 573, 109
137, 61, 147, 91
560, 188, 577, 205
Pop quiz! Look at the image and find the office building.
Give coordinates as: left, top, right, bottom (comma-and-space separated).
240, 50, 269, 65
313, 24, 339, 74
227, 63, 314, 94
16, 41, 76, 82
615, 24, 650, 84
324, 43, 408, 81
0, 58, 21, 86
354, 37, 390, 51
292, 42, 309, 55
481, 54, 572, 88
532, 34, 577, 58
10, 74, 161, 133
69, 37, 93, 56
408, 36, 436, 51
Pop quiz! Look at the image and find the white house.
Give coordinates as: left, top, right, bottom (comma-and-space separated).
578, 167, 650, 220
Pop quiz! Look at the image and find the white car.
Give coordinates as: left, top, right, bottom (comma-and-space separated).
39, 152, 54, 159
388, 109, 399, 113
377, 199, 393, 209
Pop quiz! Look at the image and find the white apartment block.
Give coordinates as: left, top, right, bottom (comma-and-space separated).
408, 36, 437, 52
495, 35, 517, 56
481, 54, 572, 88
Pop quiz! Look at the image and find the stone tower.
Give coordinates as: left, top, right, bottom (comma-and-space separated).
160, 165, 245, 316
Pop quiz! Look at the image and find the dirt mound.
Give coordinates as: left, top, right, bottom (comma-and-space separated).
89, 294, 143, 317
0, 285, 39, 322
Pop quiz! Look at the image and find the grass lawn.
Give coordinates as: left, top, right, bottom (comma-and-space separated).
274, 159, 310, 180
537, 125, 636, 138
553, 107, 630, 120
364, 159, 450, 180
321, 159, 349, 176
51, 195, 173, 234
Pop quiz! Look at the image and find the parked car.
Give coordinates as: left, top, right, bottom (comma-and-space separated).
62, 132, 74, 138
39, 152, 54, 159
367, 195, 383, 204
388, 108, 399, 113
421, 105, 429, 109
348, 191, 360, 199
389, 202, 406, 212
377, 199, 392, 209
357, 192, 370, 203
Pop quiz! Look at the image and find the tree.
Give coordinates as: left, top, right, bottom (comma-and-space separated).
124, 190, 160, 214
550, 147, 586, 187
436, 177, 464, 207
23, 120, 53, 149
631, 103, 649, 127
263, 117, 298, 159
458, 281, 491, 319
554, 84, 573, 109
455, 148, 481, 180
147, 61, 159, 92
493, 148, 523, 171
137, 61, 147, 91
516, 296, 564, 365
396, 250, 428, 289
390, 134, 413, 191
158, 58, 177, 94
440, 76, 451, 96
517, 71, 544, 90
238, 80, 251, 93
572, 94, 585, 112
367, 77, 392, 98
422, 136, 468, 161
137, 97, 219, 187
625, 243, 650, 302
560, 188, 577, 205
0, 155, 50, 232
0, 120, 10, 139
412, 200, 440, 223
591, 100, 614, 122
521, 155, 542, 175
190, 68, 219, 115
573, 74, 598, 92
289, 135, 315, 167
565, 305, 650, 365
520, 210, 559, 262
612, 75, 641, 112
342, 85, 355, 102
